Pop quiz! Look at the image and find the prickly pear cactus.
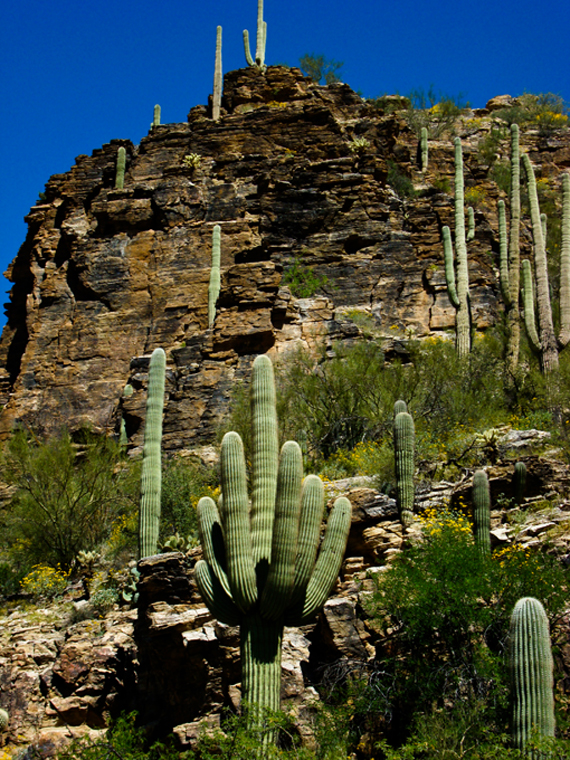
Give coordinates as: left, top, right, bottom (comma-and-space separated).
195, 355, 351, 726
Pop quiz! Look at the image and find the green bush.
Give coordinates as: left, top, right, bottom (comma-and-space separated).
368, 509, 568, 749
160, 456, 218, 543
404, 86, 468, 137
2, 429, 139, 572
387, 161, 417, 199
299, 54, 343, 85
282, 256, 328, 298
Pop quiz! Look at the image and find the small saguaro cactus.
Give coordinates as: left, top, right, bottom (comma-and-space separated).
509, 597, 555, 752
472, 469, 490, 555
466, 206, 475, 241
195, 355, 351, 727
420, 127, 428, 172
393, 408, 415, 526
0, 709, 8, 731
208, 224, 221, 327
513, 461, 527, 505
243, 0, 267, 70
443, 137, 472, 357
153, 104, 161, 128
115, 146, 126, 189
212, 26, 222, 121
139, 347, 166, 558
521, 162, 570, 373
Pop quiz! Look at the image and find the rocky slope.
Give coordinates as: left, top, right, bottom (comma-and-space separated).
1, 67, 569, 451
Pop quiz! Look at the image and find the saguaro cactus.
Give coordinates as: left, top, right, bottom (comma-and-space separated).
243, 0, 267, 70
420, 127, 428, 172
212, 26, 222, 121
115, 146, 126, 190
195, 355, 351, 724
443, 137, 471, 357
521, 162, 570, 373
153, 104, 161, 128
394, 409, 415, 526
208, 224, 221, 327
472, 469, 490, 555
513, 461, 527, 505
509, 597, 555, 752
139, 347, 166, 558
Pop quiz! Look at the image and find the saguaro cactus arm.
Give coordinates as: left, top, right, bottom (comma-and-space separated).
509, 597, 555, 751
139, 347, 166, 558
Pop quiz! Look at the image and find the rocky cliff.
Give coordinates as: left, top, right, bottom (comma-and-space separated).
1, 67, 569, 449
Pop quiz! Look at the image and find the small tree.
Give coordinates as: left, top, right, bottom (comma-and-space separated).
299, 53, 343, 85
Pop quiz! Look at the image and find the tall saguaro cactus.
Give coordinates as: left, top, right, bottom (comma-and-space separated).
443, 137, 471, 357
212, 26, 222, 121
139, 347, 166, 558
521, 161, 570, 373
115, 147, 126, 190
394, 407, 415, 526
208, 225, 221, 327
243, 0, 267, 70
472, 469, 490, 555
509, 597, 555, 752
195, 355, 351, 724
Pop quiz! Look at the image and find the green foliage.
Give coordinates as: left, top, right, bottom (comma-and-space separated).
2, 429, 138, 572
160, 456, 217, 543
282, 256, 328, 298
494, 93, 569, 135
368, 509, 568, 748
387, 161, 417, 199
404, 86, 468, 138
299, 53, 343, 85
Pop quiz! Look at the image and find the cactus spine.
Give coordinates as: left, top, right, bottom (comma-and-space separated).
212, 26, 222, 121
139, 347, 166, 558
394, 409, 415, 526
472, 469, 490, 555
115, 146, 126, 190
420, 127, 428, 172
509, 597, 555, 752
513, 461, 527, 505
443, 137, 471, 357
521, 159, 570, 373
208, 225, 221, 327
243, 0, 267, 70
153, 104, 161, 127
195, 355, 351, 725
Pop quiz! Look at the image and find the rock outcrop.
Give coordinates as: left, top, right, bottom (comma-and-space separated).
1, 67, 569, 450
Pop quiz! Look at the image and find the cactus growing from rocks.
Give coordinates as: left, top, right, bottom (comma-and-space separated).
195, 355, 351, 726
212, 26, 222, 121
393, 409, 415, 526
443, 137, 471, 357
472, 469, 490, 555
115, 147, 126, 190
153, 104, 161, 128
243, 0, 267, 70
139, 348, 166, 558
420, 127, 428, 172
513, 461, 527, 505
521, 161, 570, 373
208, 225, 221, 327
509, 597, 555, 752
0, 709, 8, 731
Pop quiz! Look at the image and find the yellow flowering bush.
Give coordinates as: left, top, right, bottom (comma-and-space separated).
20, 564, 69, 600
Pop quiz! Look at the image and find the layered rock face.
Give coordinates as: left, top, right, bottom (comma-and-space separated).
0, 68, 569, 449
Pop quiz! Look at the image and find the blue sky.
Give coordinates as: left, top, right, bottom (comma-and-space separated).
2, 0, 569, 327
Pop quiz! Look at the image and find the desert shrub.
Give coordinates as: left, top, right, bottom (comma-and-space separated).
299, 53, 343, 85
386, 161, 416, 199
160, 456, 218, 543
282, 256, 328, 298
20, 563, 70, 600
404, 86, 468, 137
368, 509, 568, 749
494, 92, 569, 133
2, 429, 139, 571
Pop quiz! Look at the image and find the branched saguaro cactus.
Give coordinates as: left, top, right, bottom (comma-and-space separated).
393, 406, 415, 526
472, 469, 490, 555
212, 26, 222, 121
195, 355, 351, 727
139, 347, 166, 558
521, 162, 570, 373
208, 224, 221, 327
243, 0, 267, 70
509, 597, 555, 753
498, 124, 522, 370
115, 147, 126, 190
443, 137, 471, 357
